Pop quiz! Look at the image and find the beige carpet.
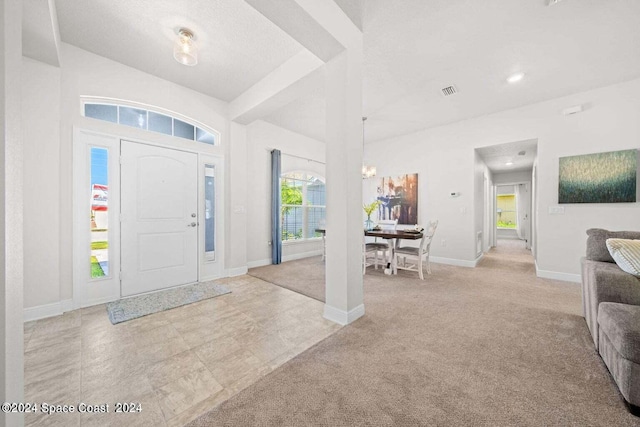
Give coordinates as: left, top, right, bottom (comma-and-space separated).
188, 243, 640, 426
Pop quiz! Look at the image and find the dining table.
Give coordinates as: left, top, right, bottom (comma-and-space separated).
315, 228, 423, 274
364, 229, 423, 274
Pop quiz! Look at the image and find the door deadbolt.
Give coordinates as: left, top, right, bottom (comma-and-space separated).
191, 213, 196, 218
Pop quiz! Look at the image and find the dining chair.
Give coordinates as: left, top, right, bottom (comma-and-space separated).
363, 219, 398, 273
363, 237, 377, 274
395, 220, 439, 280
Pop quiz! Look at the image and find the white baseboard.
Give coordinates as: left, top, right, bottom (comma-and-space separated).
226, 266, 248, 277
24, 299, 74, 322
430, 256, 477, 268
247, 250, 323, 270
473, 253, 484, 266
247, 259, 271, 269
535, 261, 581, 283
323, 303, 365, 326
283, 250, 322, 262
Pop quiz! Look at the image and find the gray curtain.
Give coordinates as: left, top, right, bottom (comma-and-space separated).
271, 149, 282, 264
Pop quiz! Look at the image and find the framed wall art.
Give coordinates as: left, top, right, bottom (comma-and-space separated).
558, 149, 638, 203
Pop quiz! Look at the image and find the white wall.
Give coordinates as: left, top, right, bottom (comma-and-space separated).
494, 170, 532, 185
22, 57, 61, 309
366, 136, 476, 265
2, 0, 25, 419
227, 122, 248, 274
474, 151, 491, 256
246, 120, 325, 267
497, 185, 516, 195
367, 77, 640, 279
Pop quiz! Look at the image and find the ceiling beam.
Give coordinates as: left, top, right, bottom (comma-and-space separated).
294, 0, 362, 49
245, 0, 344, 62
229, 50, 324, 124
232, 0, 362, 125
22, 0, 61, 67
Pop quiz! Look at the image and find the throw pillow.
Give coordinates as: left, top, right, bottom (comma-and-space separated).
586, 229, 640, 263
606, 238, 640, 277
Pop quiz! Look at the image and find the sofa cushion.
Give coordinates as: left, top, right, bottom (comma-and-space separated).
586, 229, 640, 263
607, 239, 640, 278
597, 302, 640, 364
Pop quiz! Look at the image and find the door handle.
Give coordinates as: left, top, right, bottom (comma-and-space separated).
188, 222, 197, 227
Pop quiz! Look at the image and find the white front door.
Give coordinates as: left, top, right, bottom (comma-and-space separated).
121, 141, 198, 296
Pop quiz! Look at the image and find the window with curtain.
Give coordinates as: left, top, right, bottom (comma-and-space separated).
496, 194, 517, 229
281, 172, 325, 241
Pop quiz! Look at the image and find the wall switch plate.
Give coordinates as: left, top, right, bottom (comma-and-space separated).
548, 206, 565, 215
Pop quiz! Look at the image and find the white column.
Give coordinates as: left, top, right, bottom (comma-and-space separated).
226, 122, 248, 276
323, 44, 364, 325
1, 0, 25, 425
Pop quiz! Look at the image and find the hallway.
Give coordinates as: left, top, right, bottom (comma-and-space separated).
480, 239, 536, 275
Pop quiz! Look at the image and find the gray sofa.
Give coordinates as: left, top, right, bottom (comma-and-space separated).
581, 228, 640, 414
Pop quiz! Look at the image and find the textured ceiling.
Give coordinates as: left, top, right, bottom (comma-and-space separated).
44, 0, 640, 142
265, 0, 640, 143
54, 0, 304, 101
476, 139, 538, 173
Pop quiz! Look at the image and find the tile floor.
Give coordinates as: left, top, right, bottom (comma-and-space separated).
24, 275, 341, 426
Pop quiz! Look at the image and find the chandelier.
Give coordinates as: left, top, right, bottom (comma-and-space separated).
361, 117, 376, 179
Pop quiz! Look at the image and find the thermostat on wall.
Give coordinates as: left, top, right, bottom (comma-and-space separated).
450, 192, 461, 197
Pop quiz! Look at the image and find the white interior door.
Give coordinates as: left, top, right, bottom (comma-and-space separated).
121, 141, 198, 297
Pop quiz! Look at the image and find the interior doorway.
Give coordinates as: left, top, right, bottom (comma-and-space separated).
495, 182, 531, 250
476, 139, 538, 262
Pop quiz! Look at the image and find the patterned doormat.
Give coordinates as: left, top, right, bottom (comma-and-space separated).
106, 281, 231, 324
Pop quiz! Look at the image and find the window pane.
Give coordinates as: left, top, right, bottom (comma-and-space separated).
196, 128, 216, 145
119, 106, 147, 129
85, 104, 117, 123
282, 206, 303, 241
307, 180, 325, 206
205, 165, 215, 254
174, 119, 194, 140
496, 194, 517, 228
90, 147, 109, 278
148, 111, 172, 135
281, 177, 303, 206
307, 207, 326, 238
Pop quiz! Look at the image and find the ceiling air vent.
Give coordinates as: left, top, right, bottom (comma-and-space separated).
441, 85, 457, 97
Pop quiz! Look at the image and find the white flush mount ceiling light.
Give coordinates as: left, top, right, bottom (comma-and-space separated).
174, 28, 198, 66
507, 72, 525, 84
505, 160, 514, 166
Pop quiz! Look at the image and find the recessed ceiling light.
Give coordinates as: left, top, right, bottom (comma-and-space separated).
507, 72, 525, 83
505, 161, 514, 166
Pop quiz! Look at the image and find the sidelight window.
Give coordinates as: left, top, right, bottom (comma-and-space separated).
90, 147, 109, 278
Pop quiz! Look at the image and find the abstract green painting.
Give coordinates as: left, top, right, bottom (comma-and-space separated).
558, 149, 638, 203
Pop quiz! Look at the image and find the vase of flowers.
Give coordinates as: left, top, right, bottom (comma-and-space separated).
363, 201, 380, 230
